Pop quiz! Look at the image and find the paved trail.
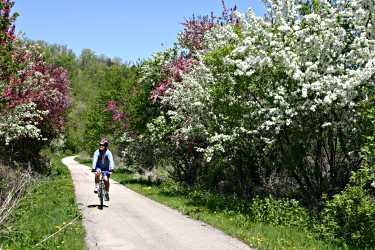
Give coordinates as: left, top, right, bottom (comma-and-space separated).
63, 156, 253, 250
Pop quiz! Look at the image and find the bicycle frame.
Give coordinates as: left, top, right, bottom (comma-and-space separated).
98, 172, 105, 209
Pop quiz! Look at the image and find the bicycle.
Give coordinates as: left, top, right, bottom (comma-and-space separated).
91, 169, 111, 209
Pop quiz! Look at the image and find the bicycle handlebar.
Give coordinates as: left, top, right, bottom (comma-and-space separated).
91, 169, 113, 173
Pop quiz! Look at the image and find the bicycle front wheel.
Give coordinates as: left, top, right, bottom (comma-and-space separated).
99, 182, 104, 209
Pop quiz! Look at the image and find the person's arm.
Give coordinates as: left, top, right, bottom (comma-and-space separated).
108, 151, 115, 171
92, 150, 98, 170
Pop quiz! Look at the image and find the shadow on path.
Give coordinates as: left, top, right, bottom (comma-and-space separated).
87, 204, 109, 210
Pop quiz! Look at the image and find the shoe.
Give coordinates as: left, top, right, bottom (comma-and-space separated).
94, 187, 98, 193
105, 192, 110, 201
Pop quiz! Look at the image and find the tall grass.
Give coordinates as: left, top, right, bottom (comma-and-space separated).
0, 154, 86, 250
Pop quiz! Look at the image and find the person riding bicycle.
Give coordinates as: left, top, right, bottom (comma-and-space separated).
92, 139, 114, 201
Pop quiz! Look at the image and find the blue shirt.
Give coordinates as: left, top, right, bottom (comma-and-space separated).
92, 149, 115, 171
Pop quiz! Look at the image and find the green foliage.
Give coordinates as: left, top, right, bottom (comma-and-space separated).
0, 0, 18, 81
249, 196, 311, 229
319, 185, 375, 248
203, 43, 236, 68
300, 0, 320, 15
34, 44, 142, 154
159, 181, 312, 229
126, 49, 180, 133
82, 62, 140, 153
121, 132, 157, 173
317, 88, 375, 248
31, 40, 77, 74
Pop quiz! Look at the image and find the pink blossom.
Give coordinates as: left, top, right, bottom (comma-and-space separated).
3, 44, 70, 131
104, 100, 118, 112
150, 80, 173, 103
104, 100, 128, 123
168, 56, 194, 82
112, 111, 124, 121
3, 88, 12, 97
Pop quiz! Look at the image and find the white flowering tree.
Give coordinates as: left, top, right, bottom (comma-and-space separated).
0, 103, 48, 145
145, 0, 375, 200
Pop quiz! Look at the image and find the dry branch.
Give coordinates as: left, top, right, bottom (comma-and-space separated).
0, 168, 31, 227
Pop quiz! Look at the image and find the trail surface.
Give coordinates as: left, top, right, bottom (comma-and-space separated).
63, 156, 253, 250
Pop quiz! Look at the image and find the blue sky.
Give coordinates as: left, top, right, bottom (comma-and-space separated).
13, 1, 265, 62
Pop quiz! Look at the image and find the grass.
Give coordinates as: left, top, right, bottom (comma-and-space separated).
110, 171, 345, 250
0, 154, 86, 250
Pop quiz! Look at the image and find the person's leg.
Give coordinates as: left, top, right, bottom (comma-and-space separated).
95, 172, 100, 183
104, 176, 110, 192
103, 175, 110, 201
94, 171, 100, 192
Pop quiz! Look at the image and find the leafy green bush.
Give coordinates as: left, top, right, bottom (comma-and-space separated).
318, 184, 375, 248
159, 180, 188, 196
160, 180, 311, 230
121, 132, 157, 173
317, 90, 375, 248
249, 196, 311, 229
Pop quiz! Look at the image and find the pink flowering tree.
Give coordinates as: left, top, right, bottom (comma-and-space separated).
3, 44, 69, 132
0, 1, 70, 161
149, 1, 238, 104
150, 56, 195, 103
104, 100, 128, 126
179, 0, 238, 54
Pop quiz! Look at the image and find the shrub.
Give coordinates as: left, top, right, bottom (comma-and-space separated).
319, 184, 375, 247
249, 196, 311, 229
318, 88, 375, 248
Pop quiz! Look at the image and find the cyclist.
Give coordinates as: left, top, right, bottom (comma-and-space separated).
92, 139, 114, 201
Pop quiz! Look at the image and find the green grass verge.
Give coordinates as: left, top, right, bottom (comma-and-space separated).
110, 172, 343, 250
0, 154, 86, 250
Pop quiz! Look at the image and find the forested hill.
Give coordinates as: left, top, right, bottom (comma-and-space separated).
1, 0, 374, 249
37, 44, 147, 153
